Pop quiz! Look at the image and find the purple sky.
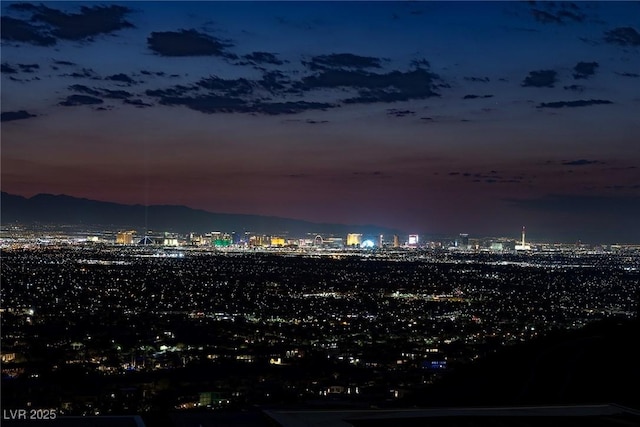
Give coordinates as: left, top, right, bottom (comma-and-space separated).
1, 1, 639, 243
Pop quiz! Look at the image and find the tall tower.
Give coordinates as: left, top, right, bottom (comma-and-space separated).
515, 226, 531, 251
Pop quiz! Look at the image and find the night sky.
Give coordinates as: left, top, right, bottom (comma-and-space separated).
1, 1, 639, 243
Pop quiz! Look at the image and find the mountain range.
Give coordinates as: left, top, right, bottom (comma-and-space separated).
0, 192, 400, 237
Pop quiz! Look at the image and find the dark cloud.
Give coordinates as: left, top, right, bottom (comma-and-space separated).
561, 159, 604, 166
146, 84, 334, 115
305, 119, 328, 124
531, 10, 562, 24
258, 71, 291, 93
147, 30, 235, 57
573, 61, 598, 79
69, 84, 134, 101
150, 93, 248, 113
0, 16, 56, 46
563, 85, 585, 92
195, 76, 254, 96
304, 53, 383, 70
64, 68, 97, 79
387, 109, 415, 117
252, 101, 334, 115
59, 94, 104, 106
449, 169, 525, 185
53, 60, 76, 66
352, 171, 386, 178
522, 70, 557, 87
140, 70, 166, 77
537, 99, 613, 108
102, 89, 133, 100
529, 2, 585, 24
69, 84, 101, 96
462, 94, 494, 100
4, 4, 133, 44
604, 27, 640, 46
124, 99, 153, 108
1, 110, 37, 122
106, 73, 136, 85
1, 63, 18, 74
17, 63, 39, 73
299, 68, 440, 104
464, 77, 490, 83
616, 72, 639, 78
243, 52, 284, 65
410, 59, 430, 69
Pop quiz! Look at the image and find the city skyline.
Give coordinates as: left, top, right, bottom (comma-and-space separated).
2, 1, 639, 243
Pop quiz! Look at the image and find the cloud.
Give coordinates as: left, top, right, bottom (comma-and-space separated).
147, 30, 236, 57
68, 84, 131, 101
1, 63, 18, 74
387, 109, 415, 117
462, 94, 494, 100
563, 85, 585, 92
604, 27, 640, 46
64, 68, 98, 79
1, 110, 37, 122
573, 61, 598, 79
0, 16, 56, 46
304, 53, 383, 70
151, 93, 247, 113
449, 170, 524, 184
537, 99, 613, 108
17, 63, 39, 73
196, 76, 254, 96
3, 4, 133, 44
69, 84, 101, 96
298, 68, 441, 104
106, 73, 136, 85
243, 52, 284, 65
258, 71, 291, 93
561, 159, 604, 166
102, 89, 133, 100
529, 2, 585, 24
124, 99, 152, 108
616, 72, 639, 78
522, 70, 557, 87
59, 94, 104, 106
464, 77, 490, 83
252, 101, 334, 115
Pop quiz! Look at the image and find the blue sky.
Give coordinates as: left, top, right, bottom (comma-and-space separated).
1, 1, 639, 242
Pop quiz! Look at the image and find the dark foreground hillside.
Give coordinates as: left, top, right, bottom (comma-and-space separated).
401, 317, 640, 409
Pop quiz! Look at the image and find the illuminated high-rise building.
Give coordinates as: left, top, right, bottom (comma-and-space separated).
393, 235, 400, 248
270, 237, 285, 247
116, 231, 134, 245
346, 233, 362, 247
408, 234, 419, 247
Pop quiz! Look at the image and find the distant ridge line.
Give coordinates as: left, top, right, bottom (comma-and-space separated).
0, 192, 400, 236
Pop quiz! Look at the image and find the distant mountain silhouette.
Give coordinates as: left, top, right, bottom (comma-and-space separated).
0, 192, 400, 236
